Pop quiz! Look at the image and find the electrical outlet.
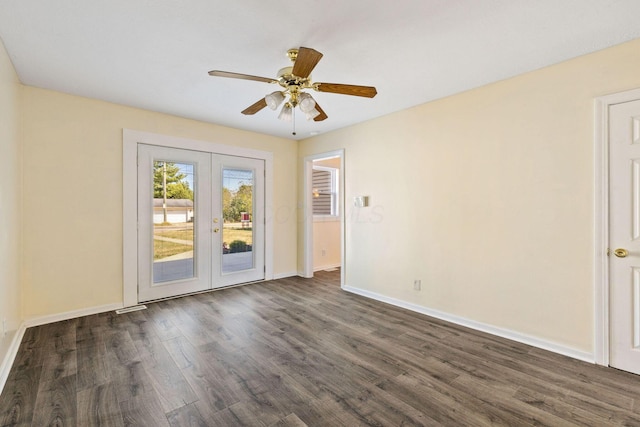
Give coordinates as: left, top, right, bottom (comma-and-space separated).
321, 249, 326, 257
413, 280, 421, 291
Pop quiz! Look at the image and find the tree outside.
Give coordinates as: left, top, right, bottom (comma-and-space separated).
151, 163, 255, 260
151, 162, 252, 223
153, 161, 194, 201
223, 183, 252, 222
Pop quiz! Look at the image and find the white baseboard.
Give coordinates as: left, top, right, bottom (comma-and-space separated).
297, 270, 313, 278
0, 322, 27, 396
313, 263, 341, 272
273, 271, 298, 280
24, 302, 123, 328
343, 285, 594, 363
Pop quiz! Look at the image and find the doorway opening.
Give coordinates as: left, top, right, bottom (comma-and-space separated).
303, 150, 345, 287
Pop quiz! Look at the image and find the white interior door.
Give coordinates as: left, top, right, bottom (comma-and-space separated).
137, 145, 265, 302
609, 98, 640, 375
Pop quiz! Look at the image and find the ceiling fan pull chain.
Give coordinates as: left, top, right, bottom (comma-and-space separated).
292, 107, 296, 136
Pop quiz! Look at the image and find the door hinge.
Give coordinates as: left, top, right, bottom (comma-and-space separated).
606, 248, 611, 256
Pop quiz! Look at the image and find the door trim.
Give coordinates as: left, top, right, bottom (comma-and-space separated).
302, 150, 345, 288
594, 87, 640, 366
123, 129, 274, 307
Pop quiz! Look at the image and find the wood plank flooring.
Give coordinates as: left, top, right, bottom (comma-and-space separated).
2, 269, 640, 426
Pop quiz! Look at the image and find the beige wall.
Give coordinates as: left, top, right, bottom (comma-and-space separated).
300, 38, 640, 353
313, 219, 340, 270
21, 87, 298, 318
0, 40, 22, 364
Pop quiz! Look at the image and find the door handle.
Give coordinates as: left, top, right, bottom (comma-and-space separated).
213, 228, 220, 233
614, 248, 629, 258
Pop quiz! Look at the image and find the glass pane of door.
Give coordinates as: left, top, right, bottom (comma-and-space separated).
222, 167, 255, 273
153, 161, 196, 283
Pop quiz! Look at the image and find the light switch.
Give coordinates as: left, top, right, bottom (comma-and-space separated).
354, 196, 369, 207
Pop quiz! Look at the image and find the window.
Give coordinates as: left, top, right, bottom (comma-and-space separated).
312, 166, 338, 216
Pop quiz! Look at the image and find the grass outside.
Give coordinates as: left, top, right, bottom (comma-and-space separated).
154, 227, 252, 245
154, 240, 192, 260
154, 224, 252, 260
222, 227, 253, 245
154, 228, 193, 240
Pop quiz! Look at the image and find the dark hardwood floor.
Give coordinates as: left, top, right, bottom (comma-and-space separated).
2, 269, 640, 426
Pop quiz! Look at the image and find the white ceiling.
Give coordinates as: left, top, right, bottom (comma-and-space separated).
1, 1, 639, 140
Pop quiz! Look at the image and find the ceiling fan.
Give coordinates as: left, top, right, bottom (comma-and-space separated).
208, 47, 377, 123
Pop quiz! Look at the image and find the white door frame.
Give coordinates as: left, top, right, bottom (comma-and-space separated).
302, 149, 345, 287
594, 87, 640, 366
122, 129, 274, 308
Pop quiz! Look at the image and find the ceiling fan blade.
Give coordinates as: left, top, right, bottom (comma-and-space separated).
315, 82, 377, 98
313, 102, 328, 122
208, 70, 276, 84
292, 47, 323, 79
241, 98, 268, 115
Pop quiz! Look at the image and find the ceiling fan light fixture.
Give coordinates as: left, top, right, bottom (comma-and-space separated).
298, 92, 316, 113
305, 108, 320, 121
278, 103, 293, 122
265, 91, 285, 110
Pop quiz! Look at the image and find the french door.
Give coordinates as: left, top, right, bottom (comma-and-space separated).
137, 144, 265, 302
